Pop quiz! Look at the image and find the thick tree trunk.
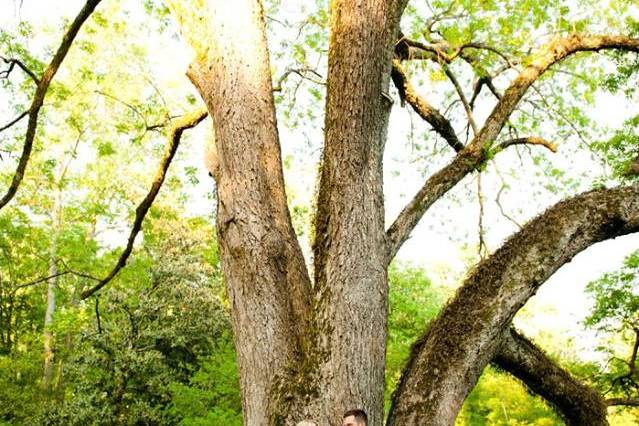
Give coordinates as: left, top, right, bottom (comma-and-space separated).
309, 1, 405, 424
494, 328, 609, 425
178, 2, 312, 424
388, 185, 639, 425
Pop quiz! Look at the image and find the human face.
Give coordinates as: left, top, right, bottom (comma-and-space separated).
342, 415, 363, 426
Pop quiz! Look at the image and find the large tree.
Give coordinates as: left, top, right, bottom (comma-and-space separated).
2, 0, 639, 425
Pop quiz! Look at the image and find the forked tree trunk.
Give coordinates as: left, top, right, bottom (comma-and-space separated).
171, 0, 406, 424
168, 1, 639, 425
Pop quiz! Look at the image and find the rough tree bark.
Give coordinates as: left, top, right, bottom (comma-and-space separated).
170, 2, 312, 424
308, 1, 407, 424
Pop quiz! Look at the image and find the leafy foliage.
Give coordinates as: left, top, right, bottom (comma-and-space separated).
458, 366, 562, 426
586, 250, 639, 332
385, 263, 444, 410
584, 250, 639, 407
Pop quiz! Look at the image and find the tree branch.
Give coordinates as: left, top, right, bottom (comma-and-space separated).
606, 397, 639, 407
80, 108, 207, 300
388, 184, 639, 425
629, 328, 639, 374
0, 0, 103, 212
473, 34, 639, 154
0, 110, 29, 133
497, 136, 558, 153
469, 75, 502, 110
390, 60, 463, 152
95, 295, 102, 334
385, 148, 483, 261
385, 34, 639, 262
0, 57, 40, 85
13, 266, 100, 291
272, 67, 324, 92
494, 328, 608, 425
443, 66, 477, 135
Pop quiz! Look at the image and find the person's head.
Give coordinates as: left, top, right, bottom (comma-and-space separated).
342, 409, 368, 426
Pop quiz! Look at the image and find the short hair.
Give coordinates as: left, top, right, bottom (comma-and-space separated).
343, 409, 368, 424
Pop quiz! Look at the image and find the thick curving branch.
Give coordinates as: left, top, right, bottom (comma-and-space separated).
388, 184, 639, 425
494, 328, 609, 426
473, 34, 639, 152
385, 147, 484, 261
80, 108, 207, 300
0, 0, 103, 212
385, 34, 639, 262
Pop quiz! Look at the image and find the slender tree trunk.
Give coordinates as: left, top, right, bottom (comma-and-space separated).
53, 285, 79, 399
43, 188, 61, 393
0, 277, 6, 353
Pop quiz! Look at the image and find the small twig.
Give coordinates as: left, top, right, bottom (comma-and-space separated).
492, 161, 522, 229
458, 43, 516, 68
14, 270, 73, 290
95, 295, 102, 334
0, 110, 29, 133
0, 56, 40, 85
443, 66, 478, 135
14, 268, 100, 291
273, 67, 324, 92
56, 258, 101, 282
469, 74, 503, 110
477, 173, 487, 258
529, 84, 591, 147
95, 90, 151, 138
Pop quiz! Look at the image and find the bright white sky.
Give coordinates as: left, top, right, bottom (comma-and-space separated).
2, 0, 639, 360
